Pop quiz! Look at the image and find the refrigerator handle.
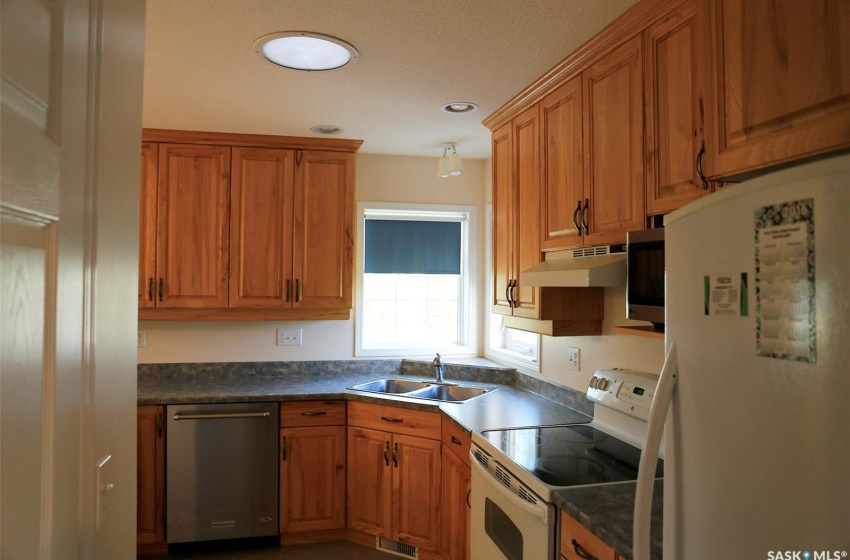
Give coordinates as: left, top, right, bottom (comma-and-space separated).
633, 343, 678, 560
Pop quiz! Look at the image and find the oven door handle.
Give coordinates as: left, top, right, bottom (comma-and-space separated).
470, 450, 549, 522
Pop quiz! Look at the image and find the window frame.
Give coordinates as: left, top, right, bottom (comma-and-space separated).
355, 201, 478, 358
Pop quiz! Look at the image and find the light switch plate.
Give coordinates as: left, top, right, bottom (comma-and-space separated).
96, 454, 114, 530
137, 330, 147, 348
277, 328, 303, 346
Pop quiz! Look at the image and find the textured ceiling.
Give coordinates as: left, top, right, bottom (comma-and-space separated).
143, 0, 638, 159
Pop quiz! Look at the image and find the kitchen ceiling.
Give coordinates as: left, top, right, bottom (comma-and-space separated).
143, 0, 638, 159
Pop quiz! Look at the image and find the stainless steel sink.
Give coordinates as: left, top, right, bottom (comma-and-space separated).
349, 379, 493, 403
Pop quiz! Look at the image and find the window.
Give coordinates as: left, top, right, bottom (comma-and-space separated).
355, 203, 476, 357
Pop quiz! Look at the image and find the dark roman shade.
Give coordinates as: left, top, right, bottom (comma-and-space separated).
364, 219, 461, 275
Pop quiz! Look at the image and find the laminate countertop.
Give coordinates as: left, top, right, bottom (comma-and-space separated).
138, 359, 661, 558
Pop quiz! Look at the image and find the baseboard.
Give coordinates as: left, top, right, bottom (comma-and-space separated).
279, 528, 347, 545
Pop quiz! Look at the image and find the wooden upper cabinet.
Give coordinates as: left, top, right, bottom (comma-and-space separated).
703, 0, 850, 179
583, 34, 646, 246
156, 143, 231, 308
292, 150, 354, 309
139, 142, 158, 309
511, 106, 541, 319
491, 122, 514, 315
645, 0, 712, 215
229, 147, 295, 308
540, 75, 584, 251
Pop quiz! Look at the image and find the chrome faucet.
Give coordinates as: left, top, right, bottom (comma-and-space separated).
433, 353, 445, 383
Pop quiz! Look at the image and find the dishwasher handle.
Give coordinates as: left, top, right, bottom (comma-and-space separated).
172, 411, 271, 421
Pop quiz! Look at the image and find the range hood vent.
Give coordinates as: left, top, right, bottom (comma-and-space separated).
520, 244, 626, 287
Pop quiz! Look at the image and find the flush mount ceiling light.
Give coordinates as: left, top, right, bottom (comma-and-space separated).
440, 102, 479, 114
437, 143, 463, 178
254, 31, 358, 71
310, 124, 345, 135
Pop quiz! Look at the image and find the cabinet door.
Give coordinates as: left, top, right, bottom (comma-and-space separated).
292, 150, 354, 309
139, 143, 158, 308
540, 75, 584, 251
280, 426, 346, 533
137, 406, 165, 547
156, 144, 230, 308
583, 35, 646, 245
491, 122, 514, 315
704, 0, 850, 179
441, 448, 471, 560
560, 512, 617, 560
347, 426, 392, 537
230, 147, 294, 308
392, 434, 441, 552
511, 105, 541, 319
645, 0, 710, 215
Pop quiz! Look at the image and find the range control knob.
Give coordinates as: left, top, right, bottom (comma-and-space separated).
589, 376, 599, 389
597, 378, 609, 391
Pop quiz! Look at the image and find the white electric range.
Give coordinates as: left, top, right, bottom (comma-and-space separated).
469, 368, 664, 560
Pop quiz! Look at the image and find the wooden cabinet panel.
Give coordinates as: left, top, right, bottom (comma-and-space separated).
441, 415, 471, 467
347, 426, 393, 537
280, 400, 346, 427
441, 447, 471, 560
347, 401, 441, 440
491, 122, 514, 315
645, 0, 711, 215
704, 0, 850, 179
139, 143, 158, 309
540, 75, 584, 250
230, 147, 294, 308
583, 35, 646, 246
511, 106, 542, 319
393, 434, 441, 551
292, 150, 354, 309
280, 426, 346, 533
137, 406, 165, 553
156, 143, 231, 308
560, 512, 617, 560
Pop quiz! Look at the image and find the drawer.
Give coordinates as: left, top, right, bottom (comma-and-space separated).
280, 400, 346, 427
560, 512, 617, 560
441, 415, 470, 466
347, 401, 441, 440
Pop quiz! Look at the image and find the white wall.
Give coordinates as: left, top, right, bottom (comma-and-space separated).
138, 153, 488, 364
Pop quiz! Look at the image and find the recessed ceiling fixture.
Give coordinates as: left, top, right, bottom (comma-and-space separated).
437, 143, 463, 178
310, 125, 345, 135
254, 31, 358, 71
440, 102, 479, 114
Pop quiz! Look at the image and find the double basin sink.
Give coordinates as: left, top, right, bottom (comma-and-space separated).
349, 378, 494, 403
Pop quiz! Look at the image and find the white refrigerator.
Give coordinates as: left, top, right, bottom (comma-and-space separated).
634, 154, 850, 560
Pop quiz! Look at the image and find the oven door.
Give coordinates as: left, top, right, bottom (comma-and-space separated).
470, 446, 556, 560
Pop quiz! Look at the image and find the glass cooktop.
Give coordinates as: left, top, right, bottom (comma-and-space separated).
479, 424, 663, 487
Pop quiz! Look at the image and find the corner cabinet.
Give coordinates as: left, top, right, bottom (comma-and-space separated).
138, 130, 361, 321
441, 416, 471, 560
137, 406, 166, 556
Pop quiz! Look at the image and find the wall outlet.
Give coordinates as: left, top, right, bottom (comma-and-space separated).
568, 347, 580, 371
137, 330, 147, 348
277, 328, 303, 346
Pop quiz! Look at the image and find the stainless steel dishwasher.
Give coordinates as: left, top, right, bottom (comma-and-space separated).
166, 402, 279, 543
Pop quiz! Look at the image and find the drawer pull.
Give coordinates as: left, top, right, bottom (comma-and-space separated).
571, 539, 598, 560
466, 488, 471, 508
450, 435, 462, 446
381, 416, 404, 423
300, 411, 327, 417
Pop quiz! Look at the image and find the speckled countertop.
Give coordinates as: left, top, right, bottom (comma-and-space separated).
554, 479, 664, 560
138, 358, 660, 557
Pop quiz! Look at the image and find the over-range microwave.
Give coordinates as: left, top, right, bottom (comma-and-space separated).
626, 228, 665, 331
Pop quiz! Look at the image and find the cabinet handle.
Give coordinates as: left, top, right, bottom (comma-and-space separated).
573, 200, 583, 236
510, 279, 517, 308
392, 442, 399, 468
571, 539, 598, 560
281, 435, 287, 461
381, 416, 404, 424
450, 435, 462, 446
156, 412, 163, 439
383, 441, 390, 466
466, 488, 471, 508
295, 279, 301, 302
147, 278, 154, 302
158, 278, 164, 302
286, 279, 291, 302
696, 140, 710, 191
581, 198, 589, 236
300, 411, 327, 417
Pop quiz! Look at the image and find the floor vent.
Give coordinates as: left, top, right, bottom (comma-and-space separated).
376, 537, 418, 559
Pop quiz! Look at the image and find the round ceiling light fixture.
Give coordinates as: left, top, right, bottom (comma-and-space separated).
310, 124, 345, 135
254, 31, 359, 71
440, 102, 479, 114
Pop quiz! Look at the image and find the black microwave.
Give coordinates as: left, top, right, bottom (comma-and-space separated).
626, 228, 665, 331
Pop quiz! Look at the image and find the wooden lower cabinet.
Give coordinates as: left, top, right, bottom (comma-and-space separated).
137, 405, 167, 556
560, 512, 618, 560
441, 444, 471, 560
